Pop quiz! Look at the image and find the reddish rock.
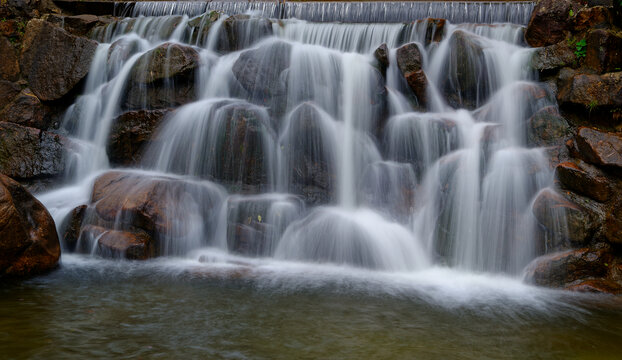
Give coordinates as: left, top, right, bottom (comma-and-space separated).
524, 247, 612, 288
586, 29, 622, 74
525, 0, 577, 47
557, 72, 622, 108
0, 122, 66, 179
0, 88, 47, 129
0, 80, 20, 110
396, 42, 428, 108
0, 173, 60, 277
19, 19, 98, 101
60, 204, 87, 252
574, 127, 622, 169
555, 161, 611, 202
573, 6, 614, 31
107, 109, 170, 166
82, 225, 154, 260
0, 20, 18, 37
0, 36, 19, 81
418, 18, 445, 44
565, 278, 622, 295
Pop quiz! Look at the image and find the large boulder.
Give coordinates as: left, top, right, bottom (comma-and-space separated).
123, 42, 199, 110
530, 42, 576, 72
0, 173, 60, 277
0, 122, 65, 180
107, 109, 171, 166
215, 15, 273, 53
586, 29, 622, 74
0, 88, 47, 129
574, 127, 622, 169
525, 0, 577, 47
19, 19, 98, 101
396, 42, 428, 108
42, 14, 104, 37
188, 11, 220, 45
82, 225, 154, 260
557, 72, 622, 109
0, 36, 19, 81
555, 161, 612, 202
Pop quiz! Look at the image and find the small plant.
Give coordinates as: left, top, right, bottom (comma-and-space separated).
574, 38, 587, 58
569, 9, 574, 17
587, 100, 598, 113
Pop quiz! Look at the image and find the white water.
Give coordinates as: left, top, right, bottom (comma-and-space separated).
37, 9, 564, 282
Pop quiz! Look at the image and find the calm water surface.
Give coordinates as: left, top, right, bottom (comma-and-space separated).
1, 254, 622, 359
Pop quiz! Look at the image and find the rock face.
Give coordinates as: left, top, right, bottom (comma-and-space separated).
0, 36, 20, 81
0, 88, 47, 129
0, 173, 60, 277
0, 80, 20, 111
0, 122, 65, 180
557, 72, 622, 109
556, 161, 611, 202
107, 109, 171, 166
396, 42, 428, 108
574, 127, 622, 169
586, 29, 622, 74
123, 42, 199, 110
525, 0, 577, 47
19, 19, 98, 101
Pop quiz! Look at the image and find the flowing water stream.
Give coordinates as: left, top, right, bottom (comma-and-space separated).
7, 2, 621, 357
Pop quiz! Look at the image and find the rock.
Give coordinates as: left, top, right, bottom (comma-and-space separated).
81, 225, 154, 260
0, 36, 19, 81
216, 15, 273, 53
586, 29, 622, 74
573, 6, 613, 32
527, 106, 570, 147
555, 161, 612, 202
232, 40, 291, 116
0, 88, 47, 129
441, 30, 489, 109
417, 18, 446, 45
188, 11, 221, 45
396, 42, 428, 108
374, 43, 389, 74
0, 80, 20, 110
0, 122, 65, 180
0, 173, 60, 277
574, 127, 622, 169
525, 0, 576, 47
532, 189, 597, 248
281, 103, 336, 205
43, 14, 102, 37
558, 72, 622, 109
605, 199, 622, 244
19, 19, 98, 101
60, 204, 87, 252
530, 42, 576, 72
524, 246, 612, 288
107, 109, 170, 166
565, 278, 622, 295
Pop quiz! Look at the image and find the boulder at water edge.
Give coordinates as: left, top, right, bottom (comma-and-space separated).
0, 173, 60, 277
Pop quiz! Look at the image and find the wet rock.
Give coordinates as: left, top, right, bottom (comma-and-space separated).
0, 173, 60, 277
107, 109, 171, 166
373, 43, 389, 75
81, 225, 154, 260
524, 246, 612, 288
573, 6, 614, 32
0, 36, 19, 81
555, 161, 611, 202
396, 42, 428, 108
417, 18, 446, 45
216, 15, 273, 53
0, 88, 47, 129
19, 19, 98, 101
188, 11, 221, 45
557, 72, 622, 109
525, 0, 576, 47
586, 29, 622, 74
565, 278, 622, 295
232, 40, 291, 117
527, 106, 570, 147
532, 189, 597, 248
60, 204, 87, 252
574, 127, 622, 169
0, 80, 20, 111
442, 30, 489, 109
530, 42, 576, 72
0, 122, 65, 180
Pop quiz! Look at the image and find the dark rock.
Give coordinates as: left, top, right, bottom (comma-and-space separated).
524, 246, 612, 288
374, 43, 389, 74
573, 6, 613, 32
527, 106, 570, 147
82, 225, 154, 260
574, 127, 622, 169
0, 36, 19, 81
0, 80, 20, 110
0, 173, 59, 277
555, 161, 611, 202
530, 42, 576, 72
558, 72, 622, 109
396, 42, 428, 108
532, 189, 597, 248
0, 122, 65, 180
19, 19, 98, 101
565, 278, 622, 295
605, 198, 622, 244
107, 109, 170, 166
586, 29, 622, 74
525, 0, 576, 47
188, 11, 221, 45
0, 88, 47, 129
216, 15, 273, 53
416, 18, 446, 45
60, 204, 87, 252
42, 14, 102, 37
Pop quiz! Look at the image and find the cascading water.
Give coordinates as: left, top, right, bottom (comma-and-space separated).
38, 2, 563, 277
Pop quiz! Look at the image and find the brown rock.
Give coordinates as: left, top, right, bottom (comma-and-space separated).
19, 19, 98, 101
527, 106, 570, 147
530, 41, 576, 71
605, 199, 622, 244
524, 246, 612, 288
555, 161, 611, 202
0, 122, 65, 179
0, 173, 60, 277
557, 72, 622, 108
43, 14, 102, 37
586, 29, 622, 74
573, 6, 613, 31
0, 36, 19, 81
60, 204, 87, 252
417, 18, 445, 44
0, 80, 20, 110
525, 0, 576, 47
574, 127, 622, 169
565, 278, 622, 295
374, 43, 389, 74
82, 225, 154, 260
107, 109, 170, 166
0, 88, 47, 129
129, 42, 200, 85
396, 42, 428, 108
0, 20, 18, 37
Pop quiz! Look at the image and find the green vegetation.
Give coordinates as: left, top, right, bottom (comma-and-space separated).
587, 100, 598, 113
574, 38, 587, 58
568, 9, 574, 18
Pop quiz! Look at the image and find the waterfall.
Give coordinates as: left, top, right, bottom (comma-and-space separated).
38, 4, 563, 276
